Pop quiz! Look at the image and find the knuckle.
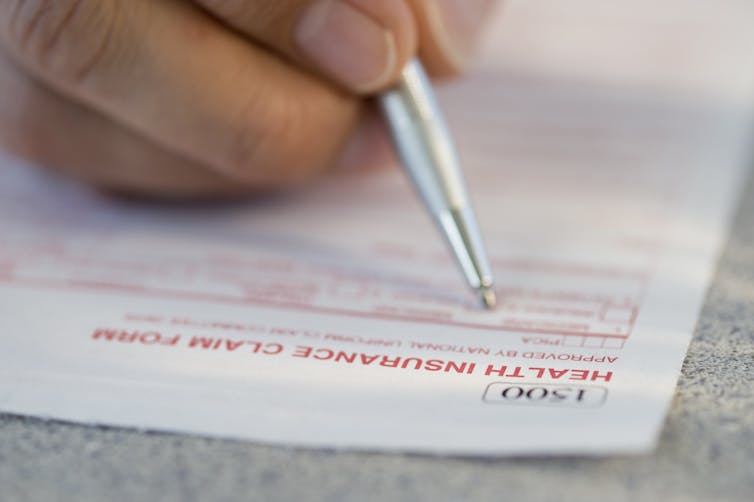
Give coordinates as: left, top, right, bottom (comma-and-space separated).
223, 95, 321, 183
4, 0, 120, 85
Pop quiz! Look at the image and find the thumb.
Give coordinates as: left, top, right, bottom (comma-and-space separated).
408, 0, 498, 78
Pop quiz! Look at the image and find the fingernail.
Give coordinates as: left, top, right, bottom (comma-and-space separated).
295, 0, 397, 92
429, 0, 493, 71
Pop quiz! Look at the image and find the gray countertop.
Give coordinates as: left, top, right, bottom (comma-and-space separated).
2, 171, 753, 502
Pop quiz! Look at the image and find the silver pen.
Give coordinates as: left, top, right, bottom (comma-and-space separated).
378, 58, 496, 309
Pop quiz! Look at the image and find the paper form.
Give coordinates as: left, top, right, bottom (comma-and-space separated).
1, 0, 753, 455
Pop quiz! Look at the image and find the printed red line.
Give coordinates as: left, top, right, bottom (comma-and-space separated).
0, 275, 630, 339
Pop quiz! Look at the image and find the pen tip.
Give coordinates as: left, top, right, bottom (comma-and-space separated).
480, 285, 497, 310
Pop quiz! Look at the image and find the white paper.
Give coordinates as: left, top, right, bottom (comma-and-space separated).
1, 0, 753, 455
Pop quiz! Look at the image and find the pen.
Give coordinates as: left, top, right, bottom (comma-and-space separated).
378, 58, 497, 309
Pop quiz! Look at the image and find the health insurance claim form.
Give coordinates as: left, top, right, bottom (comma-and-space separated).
1, 0, 753, 455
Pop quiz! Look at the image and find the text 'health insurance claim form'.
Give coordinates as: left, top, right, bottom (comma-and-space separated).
1, 0, 753, 455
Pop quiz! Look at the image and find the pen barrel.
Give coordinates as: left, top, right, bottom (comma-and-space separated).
378, 59, 468, 212
379, 59, 494, 292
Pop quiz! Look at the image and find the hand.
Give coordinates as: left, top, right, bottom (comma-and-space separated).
0, 0, 495, 198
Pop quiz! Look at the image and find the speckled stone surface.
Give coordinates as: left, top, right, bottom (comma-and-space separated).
1, 172, 753, 502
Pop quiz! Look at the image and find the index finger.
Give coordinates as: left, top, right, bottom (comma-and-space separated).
193, 0, 418, 94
